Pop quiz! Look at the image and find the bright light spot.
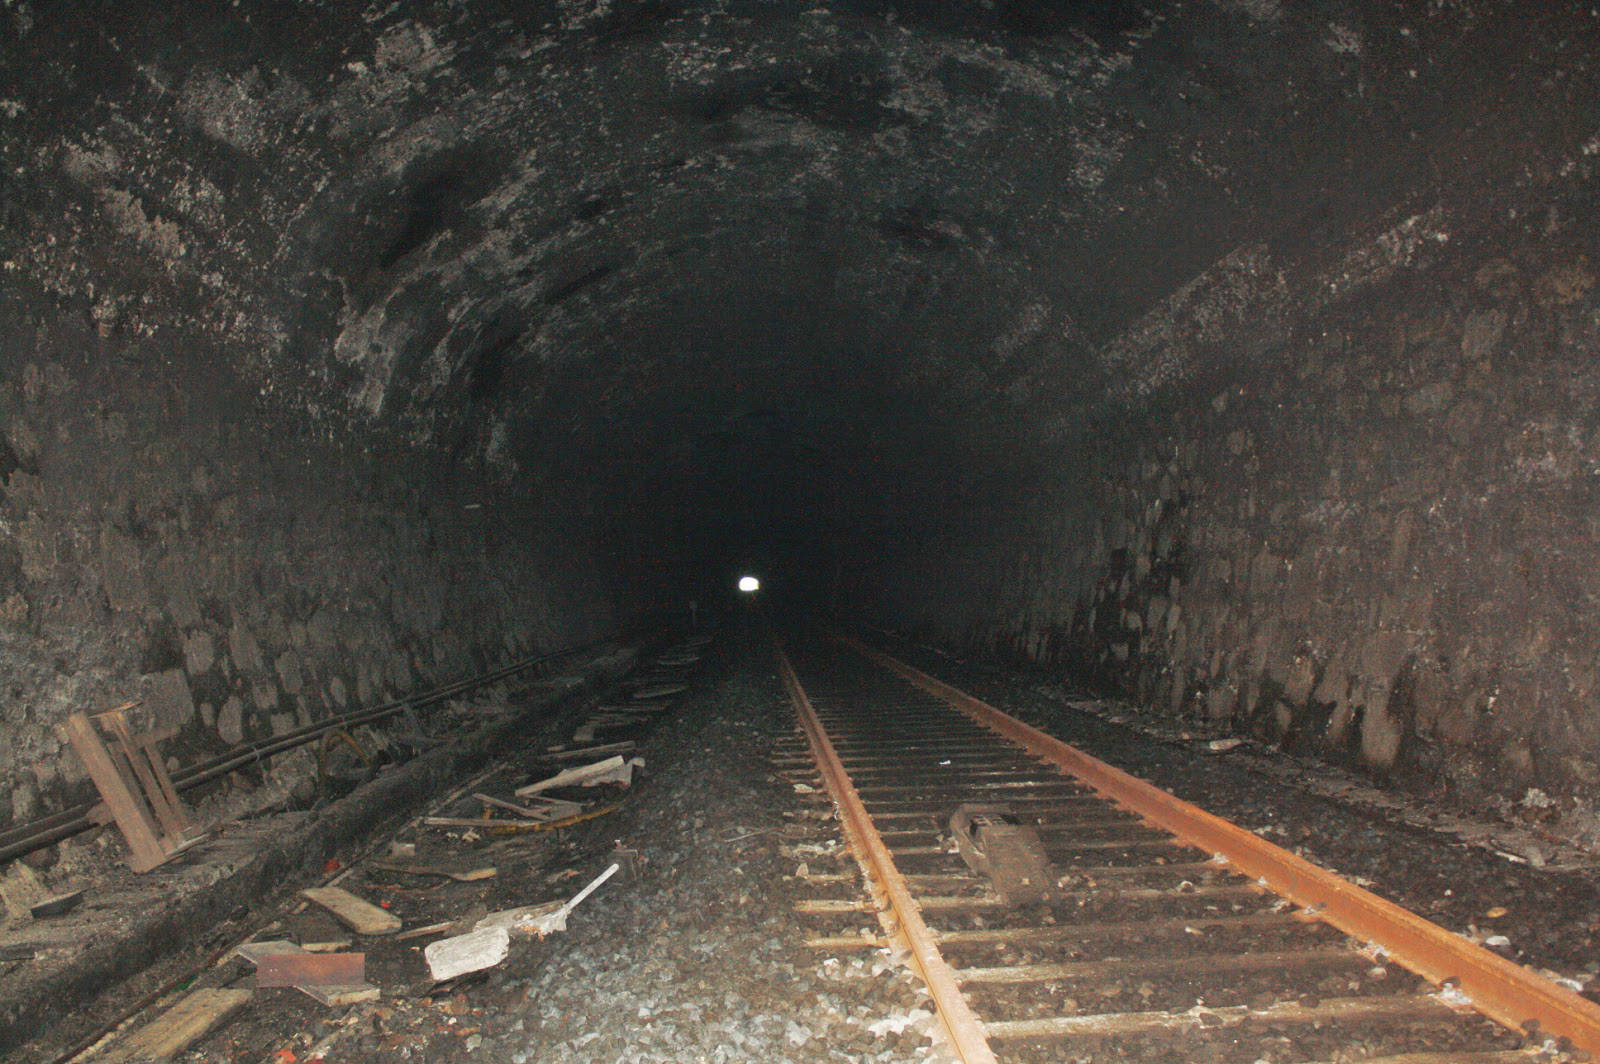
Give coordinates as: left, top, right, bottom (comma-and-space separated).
738, 575, 761, 593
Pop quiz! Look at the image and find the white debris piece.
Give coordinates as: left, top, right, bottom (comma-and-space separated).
581, 757, 643, 788
867, 1008, 932, 1037
516, 756, 630, 797
478, 863, 621, 940
476, 902, 564, 935
425, 926, 511, 982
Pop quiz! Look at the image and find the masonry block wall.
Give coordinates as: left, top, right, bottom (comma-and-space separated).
0, 312, 616, 835
872, 192, 1600, 813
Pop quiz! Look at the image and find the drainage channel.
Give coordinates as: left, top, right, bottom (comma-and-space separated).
774, 630, 1594, 1063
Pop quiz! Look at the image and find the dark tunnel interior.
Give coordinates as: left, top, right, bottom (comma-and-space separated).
3, 0, 1600, 878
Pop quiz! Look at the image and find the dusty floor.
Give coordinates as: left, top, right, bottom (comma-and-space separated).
162, 625, 945, 1063
63, 619, 1600, 1061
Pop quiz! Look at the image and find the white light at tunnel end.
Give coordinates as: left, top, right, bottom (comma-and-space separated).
738, 575, 761, 593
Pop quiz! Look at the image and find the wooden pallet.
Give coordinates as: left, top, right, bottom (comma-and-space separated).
61, 704, 202, 873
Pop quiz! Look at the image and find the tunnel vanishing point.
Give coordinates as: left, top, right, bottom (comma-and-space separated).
1, 1, 1599, 856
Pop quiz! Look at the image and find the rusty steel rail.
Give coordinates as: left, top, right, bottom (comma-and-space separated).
775, 641, 998, 1064
836, 630, 1600, 1058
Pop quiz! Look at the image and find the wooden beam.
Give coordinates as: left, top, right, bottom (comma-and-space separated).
106, 988, 251, 1062
300, 887, 402, 935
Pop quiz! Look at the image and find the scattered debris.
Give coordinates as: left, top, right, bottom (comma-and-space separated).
425, 925, 512, 982
104, 988, 252, 1063
474, 791, 582, 821
524, 862, 620, 935
389, 841, 417, 859
300, 886, 403, 935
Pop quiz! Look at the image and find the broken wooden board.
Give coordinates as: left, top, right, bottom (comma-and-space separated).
106, 988, 251, 1062
300, 887, 402, 935
515, 755, 627, 797
472, 792, 580, 821
299, 982, 381, 1006
394, 920, 456, 942
424, 925, 510, 981
367, 860, 497, 882
256, 952, 365, 988
474, 901, 564, 935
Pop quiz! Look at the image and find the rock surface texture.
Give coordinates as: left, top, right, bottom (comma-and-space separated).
1, 1, 1599, 835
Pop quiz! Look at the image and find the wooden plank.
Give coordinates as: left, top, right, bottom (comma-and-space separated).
298, 983, 380, 1006
235, 939, 302, 964
394, 920, 455, 942
102, 711, 189, 840
300, 887, 402, 935
60, 711, 169, 873
472, 792, 574, 820
256, 952, 365, 988
108, 988, 252, 1061
514, 756, 626, 797
367, 860, 497, 882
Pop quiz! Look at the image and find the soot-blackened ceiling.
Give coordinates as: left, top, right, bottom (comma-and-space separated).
1, 0, 1595, 568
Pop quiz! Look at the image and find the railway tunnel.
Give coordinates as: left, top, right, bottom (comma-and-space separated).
3, 1, 1600, 1060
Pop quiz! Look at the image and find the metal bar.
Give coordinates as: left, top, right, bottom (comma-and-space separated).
838, 632, 1600, 1056
775, 642, 997, 1064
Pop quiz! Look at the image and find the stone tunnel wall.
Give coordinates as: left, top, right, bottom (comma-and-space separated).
0, 306, 618, 836
871, 194, 1600, 814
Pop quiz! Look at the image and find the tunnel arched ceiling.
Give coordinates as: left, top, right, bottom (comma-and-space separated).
3, 0, 1595, 576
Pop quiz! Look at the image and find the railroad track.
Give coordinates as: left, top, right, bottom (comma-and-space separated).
772, 631, 1599, 1063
